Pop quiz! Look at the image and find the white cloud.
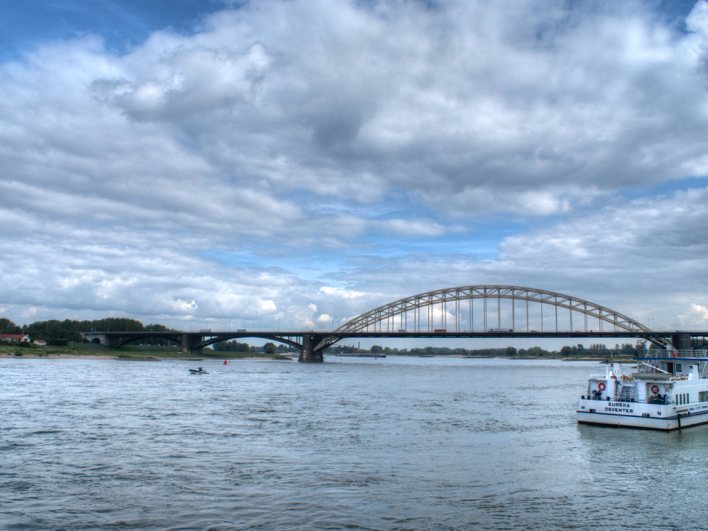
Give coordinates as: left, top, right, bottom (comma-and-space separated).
318, 286, 364, 299
113, 42, 275, 121
678, 303, 708, 328
1, 0, 708, 337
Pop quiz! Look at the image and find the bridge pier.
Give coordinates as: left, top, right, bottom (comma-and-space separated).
671, 333, 692, 351
299, 333, 325, 363
181, 333, 203, 354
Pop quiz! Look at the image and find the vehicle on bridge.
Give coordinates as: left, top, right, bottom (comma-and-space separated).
577, 349, 708, 430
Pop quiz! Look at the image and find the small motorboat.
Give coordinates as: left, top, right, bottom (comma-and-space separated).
189, 368, 209, 374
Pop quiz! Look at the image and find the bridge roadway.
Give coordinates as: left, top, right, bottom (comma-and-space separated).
83, 329, 708, 362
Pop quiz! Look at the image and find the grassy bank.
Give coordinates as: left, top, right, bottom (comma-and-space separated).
0, 342, 296, 360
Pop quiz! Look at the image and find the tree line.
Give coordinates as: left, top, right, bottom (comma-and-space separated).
213, 340, 299, 354
0, 317, 170, 346
328, 342, 642, 357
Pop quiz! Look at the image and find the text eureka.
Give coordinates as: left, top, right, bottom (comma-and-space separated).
605, 402, 633, 413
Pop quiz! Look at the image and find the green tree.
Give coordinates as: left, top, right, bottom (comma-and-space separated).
214, 340, 251, 352
0, 318, 22, 334
263, 342, 276, 355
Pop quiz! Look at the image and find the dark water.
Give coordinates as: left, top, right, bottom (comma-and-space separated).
2, 356, 708, 530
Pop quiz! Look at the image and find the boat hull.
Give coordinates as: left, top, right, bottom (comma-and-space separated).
577, 399, 708, 430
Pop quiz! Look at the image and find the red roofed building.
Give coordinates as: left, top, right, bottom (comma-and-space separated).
0, 334, 30, 343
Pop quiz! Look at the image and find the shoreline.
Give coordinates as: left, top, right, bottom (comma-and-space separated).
0, 352, 630, 362
0, 353, 296, 361
0, 353, 119, 360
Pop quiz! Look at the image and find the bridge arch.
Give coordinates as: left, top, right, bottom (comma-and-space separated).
107, 333, 183, 348
336, 285, 652, 336
198, 334, 302, 351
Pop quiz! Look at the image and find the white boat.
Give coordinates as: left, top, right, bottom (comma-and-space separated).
577, 349, 708, 430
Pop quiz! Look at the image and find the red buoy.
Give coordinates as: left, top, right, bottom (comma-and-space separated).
224, 360, 228, 365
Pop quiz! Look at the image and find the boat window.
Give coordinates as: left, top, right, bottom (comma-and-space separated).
687, 394, 690, 405
667, 363, 674, 374
676, 363, 683, 373
700, 391, 708, 402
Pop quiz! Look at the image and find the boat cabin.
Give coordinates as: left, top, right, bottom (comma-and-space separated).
582, 350, 708, 406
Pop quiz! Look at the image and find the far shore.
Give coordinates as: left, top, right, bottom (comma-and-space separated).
0, 352, 632, 362
0, 353, 296, 361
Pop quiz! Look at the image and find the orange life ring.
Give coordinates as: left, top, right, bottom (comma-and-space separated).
651, 385, 659, 394
598, 383, 606, 391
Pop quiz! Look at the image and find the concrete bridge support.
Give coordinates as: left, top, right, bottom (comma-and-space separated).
299, 333, 325, 363
671, 333, 692, 351
85, 334, 108, 346
181, 333, 203, 354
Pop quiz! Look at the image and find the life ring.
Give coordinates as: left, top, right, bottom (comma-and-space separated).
673, 351, 678, 358
598, 383, 606, 391
651, 385, 660, 394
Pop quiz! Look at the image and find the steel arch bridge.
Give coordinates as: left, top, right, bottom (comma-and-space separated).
311, 285, 667, 354
335, 285, 651, 334
84, 285, 680, 361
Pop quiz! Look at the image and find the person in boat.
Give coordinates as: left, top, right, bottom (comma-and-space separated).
198, 366, 203, 372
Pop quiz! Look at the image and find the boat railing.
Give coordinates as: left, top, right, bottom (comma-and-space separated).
639, 349, 708, 359
583, 393, 673, 405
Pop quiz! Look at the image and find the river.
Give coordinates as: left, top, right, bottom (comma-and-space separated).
2, 356, 707, 530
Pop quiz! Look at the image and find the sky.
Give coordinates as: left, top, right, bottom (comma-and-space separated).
2, 0, 708, 346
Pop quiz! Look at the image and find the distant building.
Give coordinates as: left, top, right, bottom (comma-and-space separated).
0, 334, 30, 343
33, 339, 47, 346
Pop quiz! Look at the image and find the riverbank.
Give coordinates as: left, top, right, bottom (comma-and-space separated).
0, 352, 296, 361
0, 353, 119, 360
0, 350, 632, 363
0, 343, 296, 360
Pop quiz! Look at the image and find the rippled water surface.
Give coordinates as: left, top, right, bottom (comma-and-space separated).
2, 356, 708, 530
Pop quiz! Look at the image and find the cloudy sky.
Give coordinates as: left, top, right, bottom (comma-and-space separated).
2, 0, 708, 340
